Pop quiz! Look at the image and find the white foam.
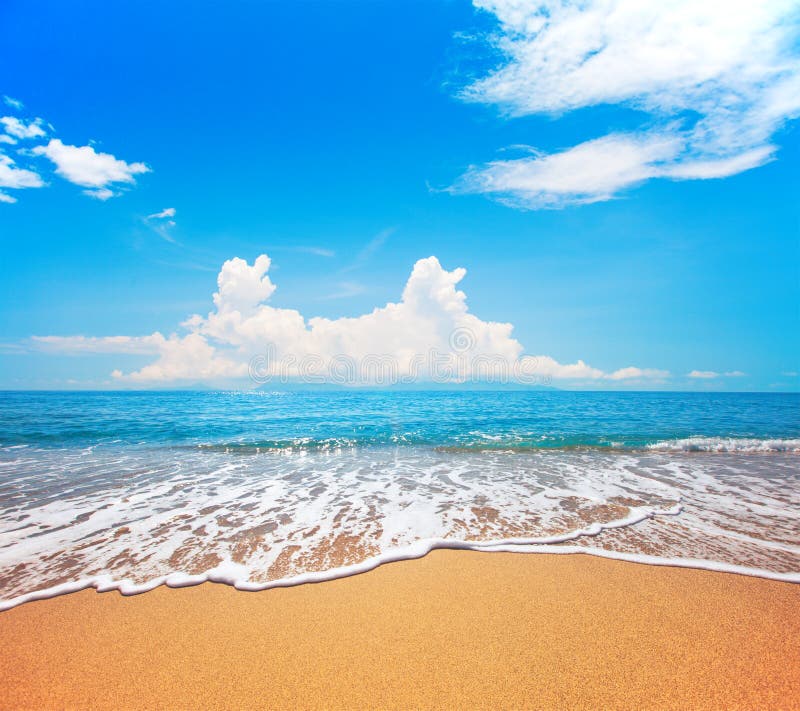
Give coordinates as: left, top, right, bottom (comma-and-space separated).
646, 437, 800, 452
3, 509, 799, 613
0, 447, 798, 611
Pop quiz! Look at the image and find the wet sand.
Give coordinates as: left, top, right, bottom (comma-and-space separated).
1, 551, 798, 710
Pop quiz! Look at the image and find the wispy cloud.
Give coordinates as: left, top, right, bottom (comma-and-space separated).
450, 0, 800, 208
0, 341, 30, 354
147, 207, 176, 220
688, 370, 720, 379
3, 96, 24, 111
341, 227, 395, 273
33, 335, 164, 355
144, 207, 177, 242
321, 281, 367, 300
452, 135, 775, 209
688, 370, 747, 379
227, 244, 336, 259
296, 246, 336, 258
358, 228, 393, 261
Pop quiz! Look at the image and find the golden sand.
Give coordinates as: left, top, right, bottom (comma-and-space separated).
1, 552, 798, 710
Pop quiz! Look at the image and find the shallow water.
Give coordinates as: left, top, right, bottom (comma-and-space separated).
1, 390, 798, 608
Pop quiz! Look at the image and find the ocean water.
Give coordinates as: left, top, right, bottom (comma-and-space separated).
0, 390, 798, 609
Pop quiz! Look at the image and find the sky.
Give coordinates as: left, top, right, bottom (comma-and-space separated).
0, 0, 798, 391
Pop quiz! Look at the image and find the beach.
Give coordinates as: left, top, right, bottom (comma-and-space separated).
1, 394, 798, 708
3, 0, 799, 707
2, 551, 798, 710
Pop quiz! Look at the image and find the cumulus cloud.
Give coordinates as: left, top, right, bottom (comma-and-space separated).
32, 138, 149, 200
33, 254, 671, 386
0, 153, 44, 203
0, 116, 46, 140
0, 102, 151, 203
451, 0, 800, 208
0, 155, 43, 188
109, 334, 247, 383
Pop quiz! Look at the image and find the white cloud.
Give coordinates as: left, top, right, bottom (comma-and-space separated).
452, 0, 800, 208
0, 153, 44, 203
0, 116, 46, 140
32, 138, 149, 198
607, 366, 669, 381
453, 133, 678, 208
0, 105, 150, 203
110, 333, 247, 382
515, 358, 668, 382
454, 136, 780, 208
3, 96, 24, 110
660, 148, 777, 181
687, 369, 745, 379
147, 207, 176, 220
145, 207, 177, 241
212, 255, 278, 313
33, 254, 670, 386
85, 187, 115, 201
0, 154, 43, 188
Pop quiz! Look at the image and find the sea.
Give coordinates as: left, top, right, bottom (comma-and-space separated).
0, 390, 798, 609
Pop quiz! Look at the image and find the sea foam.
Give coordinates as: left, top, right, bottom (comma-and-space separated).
1, 445, 798, 611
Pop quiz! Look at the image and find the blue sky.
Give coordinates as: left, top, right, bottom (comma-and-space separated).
0, 0, 798, 390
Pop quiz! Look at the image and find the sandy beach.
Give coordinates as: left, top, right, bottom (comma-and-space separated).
1, 552, 798, 709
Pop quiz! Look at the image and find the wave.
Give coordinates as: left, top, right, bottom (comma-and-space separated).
1, 440, 798, 612
186, 435, 800, 454
644, 437, 800, 453
3, 510, 800, 614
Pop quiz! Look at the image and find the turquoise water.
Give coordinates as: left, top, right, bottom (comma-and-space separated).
2, 390, 798, 450
0, 390, 798, 609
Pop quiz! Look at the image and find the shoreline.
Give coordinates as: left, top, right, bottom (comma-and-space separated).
2, 552, 798, 709
3, 540, 799, 614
